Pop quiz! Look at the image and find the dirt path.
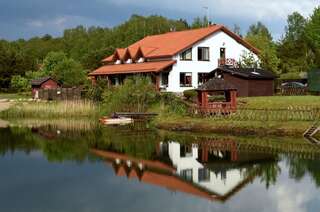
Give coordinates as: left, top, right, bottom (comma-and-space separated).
0, 100, 11, 112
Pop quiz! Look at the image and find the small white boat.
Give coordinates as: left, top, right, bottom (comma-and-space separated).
99, 116, 133, 125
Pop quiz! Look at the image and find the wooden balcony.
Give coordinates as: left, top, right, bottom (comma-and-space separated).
218, 58, 239, 68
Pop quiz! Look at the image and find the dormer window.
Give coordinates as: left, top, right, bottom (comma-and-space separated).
115, 60, 121, 65
180, 48, 192, 61
137, 57, 145, 63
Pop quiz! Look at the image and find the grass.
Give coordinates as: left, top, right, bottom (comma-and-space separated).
0, 92, 31, 100
152, 96, 320, 136
0, 100, 99, 119
238, 96, 320, 109
7, 118, 99, 132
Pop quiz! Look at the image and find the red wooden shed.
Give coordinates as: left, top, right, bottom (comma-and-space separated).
31, 77, 60, 98
196, 78, 237, 114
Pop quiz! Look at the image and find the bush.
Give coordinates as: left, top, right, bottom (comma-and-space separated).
102, 76, 157, 114
160, 92, 188, 115
10, 75, 30, 92
85, 78, 108, 102
183, 89, 197, 101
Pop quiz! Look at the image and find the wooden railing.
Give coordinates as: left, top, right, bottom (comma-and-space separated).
197, 102, 236, 114
218, 58, 238, 67
279, 87, 308, 96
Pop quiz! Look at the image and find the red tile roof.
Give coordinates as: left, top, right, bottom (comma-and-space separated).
89, 60, 176, 76
102, 55, 114, 62
102, 25, 260, 62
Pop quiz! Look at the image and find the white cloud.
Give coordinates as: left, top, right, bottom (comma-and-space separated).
27, 16, 67, 28
28, 20, 44, 27
274, 185, 311, 212
107, 0, 318, 20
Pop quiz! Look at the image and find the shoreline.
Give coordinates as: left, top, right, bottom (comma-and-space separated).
154, 117, 313, 137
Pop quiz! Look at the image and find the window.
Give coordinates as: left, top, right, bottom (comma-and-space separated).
181, 169, 193, 182
161, 72, 169, 87
198, 168, 210, 182
180, 48, 192, 61
180, 145, 193, 157
198, 73, 209, 85
198, 47, 210, 61
180, 72, 192, 87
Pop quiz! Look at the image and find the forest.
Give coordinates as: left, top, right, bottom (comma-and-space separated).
0, 7, 319, 92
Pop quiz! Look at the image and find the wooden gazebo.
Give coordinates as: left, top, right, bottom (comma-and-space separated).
196, 78, 237, 114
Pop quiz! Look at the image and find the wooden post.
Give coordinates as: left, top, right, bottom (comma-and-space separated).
197, 91, 202, 107
201, 146, 209, 162
91, 76, 97, 86
107, 76, 112, 87
155, 74, 160, 91
230, 90, 237, 111
202, 92, 208, 108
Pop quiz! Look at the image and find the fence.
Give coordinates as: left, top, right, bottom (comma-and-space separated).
37, 88, 83, 101
279, 87, 308, 96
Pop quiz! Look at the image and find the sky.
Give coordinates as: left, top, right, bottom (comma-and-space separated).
0, 0, 319, 41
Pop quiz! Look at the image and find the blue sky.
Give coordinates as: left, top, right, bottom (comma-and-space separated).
0, 0, 318, 41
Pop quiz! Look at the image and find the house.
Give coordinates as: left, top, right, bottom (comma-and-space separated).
89, 25, 260, 93
91, 138, 276, 202
210, 67, 276, 97
30, 77, 60, 98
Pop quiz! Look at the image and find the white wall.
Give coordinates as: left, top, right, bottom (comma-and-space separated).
165, 31, 258, 93
166, 141, 245, 196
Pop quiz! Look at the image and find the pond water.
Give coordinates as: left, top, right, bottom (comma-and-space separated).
1, 122, 320, 212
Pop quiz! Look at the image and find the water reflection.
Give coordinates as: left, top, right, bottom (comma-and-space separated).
91, 135, 284, 202
1, 121, 320, 204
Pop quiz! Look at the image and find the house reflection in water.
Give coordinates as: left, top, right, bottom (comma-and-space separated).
91, 139, 276, 202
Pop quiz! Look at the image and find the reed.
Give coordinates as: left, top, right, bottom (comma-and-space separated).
0, 100, 99, 119
8, 118, 99, 132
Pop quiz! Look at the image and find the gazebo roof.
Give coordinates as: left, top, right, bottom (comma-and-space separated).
197, 78, 237, 91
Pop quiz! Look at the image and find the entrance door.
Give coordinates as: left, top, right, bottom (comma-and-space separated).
220, 48, 226, 60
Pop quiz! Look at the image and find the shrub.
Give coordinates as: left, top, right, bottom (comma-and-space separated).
160, 92, 188, 115
10, 75, 30, 92
183, 89, 197, 101
85, 78, 108, 102
102, 76, 157, 114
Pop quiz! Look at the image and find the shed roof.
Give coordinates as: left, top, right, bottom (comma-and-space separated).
215, 67, 276, 80
30, 77, 58, 86
197, 78, 237, 91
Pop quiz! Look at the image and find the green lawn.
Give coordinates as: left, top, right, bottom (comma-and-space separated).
153, 95, 320, 136
238, 96, 320, 109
